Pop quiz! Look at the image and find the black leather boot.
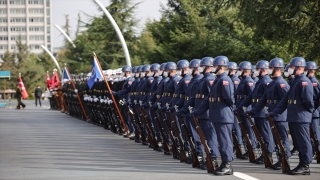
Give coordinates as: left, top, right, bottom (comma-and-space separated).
214, 162, 233, 175
287, 162, 310, 175
239, 150, 249, 160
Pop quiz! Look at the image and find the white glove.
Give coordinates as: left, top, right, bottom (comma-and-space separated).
74, 89, 78, 93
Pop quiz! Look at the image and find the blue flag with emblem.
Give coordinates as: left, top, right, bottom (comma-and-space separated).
62, 67, 71, 84
87, 56, 103, 89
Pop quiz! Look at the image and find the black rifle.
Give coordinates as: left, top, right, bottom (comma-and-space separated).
141, 107, 161, 150
310, 126, 320, 163
137, 106, 158, 148
119, 100, 140, 140
232, 129, 243, 158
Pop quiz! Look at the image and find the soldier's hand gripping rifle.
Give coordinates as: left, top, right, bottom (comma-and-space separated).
151, 102, 171, 153
167, 103, 187, 163
176, 105, 200, 168
158, 102, 179, 157
265, 107, 291, 173
234, 109, 256, 162
138, 100, 159, 149
244, 107, 272, 168
190, 106, 216, 173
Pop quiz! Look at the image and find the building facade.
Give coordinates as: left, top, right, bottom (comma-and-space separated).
0, 0, 52, 60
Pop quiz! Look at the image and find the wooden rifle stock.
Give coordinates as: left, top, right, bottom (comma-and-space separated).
137, 107, 159, 149
246, 114, 273, 168
232, 130, 243, 158
267, 116, 291, 173
141, 108, 161, 150
151, 109, 170, 152
310, 126, 320, 163
159, 110, 179, 158
121, 102, 140, 140
192, 115, 215, 173
235, 112, 256, 162
177, 113, 199, 168
168, 111, 187, 162
131, 106, 147, 142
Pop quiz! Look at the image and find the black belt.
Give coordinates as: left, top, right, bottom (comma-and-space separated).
267, 100, 279, 104
237, 95, 246, 99
252, 99, 259, 103
287, 100, 303, 104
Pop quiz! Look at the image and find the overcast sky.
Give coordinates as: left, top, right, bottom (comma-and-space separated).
52, 0, 167, 48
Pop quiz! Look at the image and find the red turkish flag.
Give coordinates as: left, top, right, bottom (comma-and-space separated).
18, 77, 28, 99
51, 71, 61, 88
46, 72, 51, 88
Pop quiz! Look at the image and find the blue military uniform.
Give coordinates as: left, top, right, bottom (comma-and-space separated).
235, 75, 257, 149
188, 72, 219, 159
230, 73, 242, 145
272, 73, 313, 165
308, 75, 320, 151
252, 76, 291, 159
195, 72, 235, 162
239, 74, 274, 156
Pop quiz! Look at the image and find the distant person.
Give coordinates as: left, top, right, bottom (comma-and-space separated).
34, 85, 42, 107
16, 85, 26, 109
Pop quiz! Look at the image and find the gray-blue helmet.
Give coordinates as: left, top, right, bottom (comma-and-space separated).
142, 64, 151, 72
165, 62, 177, 70
189, 59, 201, 68
255, 60, 269, 69
150, 63, 160, 71
122, 65, 132, 72
132, 66, 138, 73
305, 61, 318, 70
177, 59, 189, 69
239, 61, 252, 70
228, 62, 238, 70
160, 63, 167, 70
289, 57, 306, 67
137, 65, 143, 72
213, 56, 229, 66
200, 57, 214, 67
269, 58, 285, 68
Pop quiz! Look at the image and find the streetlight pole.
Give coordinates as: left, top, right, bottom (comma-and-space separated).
93, 0, 132, 67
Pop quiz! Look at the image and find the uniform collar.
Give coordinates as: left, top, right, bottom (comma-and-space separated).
170, 74, 177, 79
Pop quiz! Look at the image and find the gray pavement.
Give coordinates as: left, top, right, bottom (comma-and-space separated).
0, 100, 320, 180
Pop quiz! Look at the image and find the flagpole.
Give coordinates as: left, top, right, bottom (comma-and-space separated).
65, 64, 88, 121
93, 53, 129, 136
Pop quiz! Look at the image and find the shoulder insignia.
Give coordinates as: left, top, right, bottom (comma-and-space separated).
128, 81, 132, 85
209, 80, 214, 85
234, 81, 239, 85
267, 83, 269, 86
248, 83, 254, 87
185, 80, 190, 84
302, 82, 308, 86
280, 84, 286, 88
150, 80, 153, 84
313, 83, 317, 87
223, 81, 229, 86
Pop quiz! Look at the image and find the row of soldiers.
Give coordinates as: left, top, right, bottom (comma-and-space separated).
60, 56, 320, 176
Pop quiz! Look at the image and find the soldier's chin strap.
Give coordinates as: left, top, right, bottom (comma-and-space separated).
191, 68, 197, 76
306, 70, 311, 77
292, 66, 299, 76
271, 67, 279, 77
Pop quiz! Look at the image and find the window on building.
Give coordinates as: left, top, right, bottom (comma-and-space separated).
47, 36, 50, 42
46, 0, 49, 6
29, 35, 44, 41
0, 45, 8, 50
46, 18, 50, 25
29, 0, 43, 4
29, 8, 44, 14
47, 44, 50, 49
10, 27, 26, 32
10, 18, 27, 23
11, 45, 16, 50
11, 0, 26, 4
0, 27, 8, 32
0, 36, 8, 41
29, 17, 44, 22
46, 8, 50, 16
29, 26, 44, 31
0, 18, 8, 23
10, 9, 26, 14
0, 1, 8, 5
0, 9, 7, 14
47, 26, 50, 33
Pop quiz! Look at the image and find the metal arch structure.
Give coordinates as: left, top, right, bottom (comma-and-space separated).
54, 24, 76, 48
41, 45, 62, 75
93, 0, 132, 67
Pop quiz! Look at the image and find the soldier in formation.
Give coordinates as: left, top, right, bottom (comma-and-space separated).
60, 56, 320, 176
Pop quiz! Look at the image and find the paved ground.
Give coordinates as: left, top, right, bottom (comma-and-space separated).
1, 100, 320, 180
